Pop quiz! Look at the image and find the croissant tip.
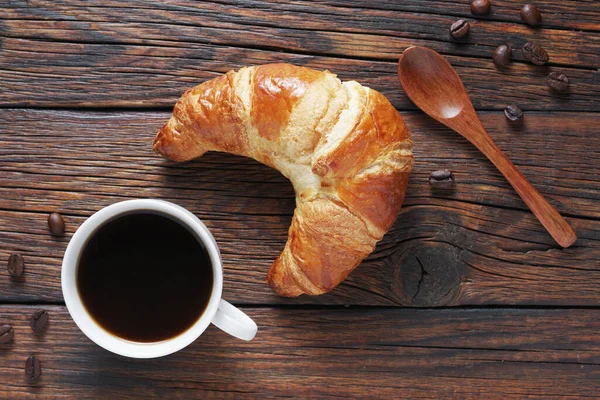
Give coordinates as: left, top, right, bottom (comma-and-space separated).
152, 122, 174, 158
152, 139, 160, 153
266, 262, 304, 297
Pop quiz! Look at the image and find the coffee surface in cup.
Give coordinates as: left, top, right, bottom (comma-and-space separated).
77, 212, 213, 342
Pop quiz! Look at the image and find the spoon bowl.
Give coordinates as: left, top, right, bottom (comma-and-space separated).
398, 46, 577, 248
399, 46, 467, 120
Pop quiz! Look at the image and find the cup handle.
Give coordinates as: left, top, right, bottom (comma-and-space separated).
211, 300, 257, 341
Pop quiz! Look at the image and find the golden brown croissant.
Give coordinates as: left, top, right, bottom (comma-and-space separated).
153, 63, 413, 297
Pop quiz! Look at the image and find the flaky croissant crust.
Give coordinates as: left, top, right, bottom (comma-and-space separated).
153, 63, 413, 297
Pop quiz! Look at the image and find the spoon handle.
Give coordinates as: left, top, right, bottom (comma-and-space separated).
469, 131, 577, 248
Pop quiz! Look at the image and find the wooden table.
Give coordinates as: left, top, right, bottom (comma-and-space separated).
1, 1, 599, 398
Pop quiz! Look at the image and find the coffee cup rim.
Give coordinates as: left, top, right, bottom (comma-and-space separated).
61, 199, 224, 358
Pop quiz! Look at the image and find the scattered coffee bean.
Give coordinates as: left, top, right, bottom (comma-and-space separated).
7, 253, 25, 277
493, 44, 512, 68
470, 0, 491, 15
504, 104, 524, 122
30, 310, 49, 335
547, 72, 569, 92
522, 42, 548, 65
0, 325, 14, 344
429, 170, 455, 189
520, 4, 542, 26
450, 19, 470, 39
48, 212, 65, 236
25, 356, 41, 381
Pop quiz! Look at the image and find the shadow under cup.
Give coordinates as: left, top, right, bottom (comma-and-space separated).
75, 210, 215, 343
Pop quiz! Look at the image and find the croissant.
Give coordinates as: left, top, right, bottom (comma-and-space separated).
153, 63, 413, 297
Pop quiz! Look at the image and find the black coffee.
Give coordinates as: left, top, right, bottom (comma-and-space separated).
77, 212, 213, 342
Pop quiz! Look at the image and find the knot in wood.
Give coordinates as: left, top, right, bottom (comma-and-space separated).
396, 241, 463, 306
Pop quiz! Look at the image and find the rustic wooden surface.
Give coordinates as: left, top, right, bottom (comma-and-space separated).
1, 110, 599, 306
2, 305, 600, 399
1, 0, 599, 398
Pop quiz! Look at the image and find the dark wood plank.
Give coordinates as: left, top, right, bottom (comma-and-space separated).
1, 1, 598, 109
3, 0, 599, 66
0, 37, 597, 111
4, 0, 599, 32
0, 306, 599, 399
1, 109, 598, 305
312, 0, 600, 31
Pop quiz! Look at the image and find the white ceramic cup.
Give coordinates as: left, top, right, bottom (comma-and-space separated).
62, 199, 257, 358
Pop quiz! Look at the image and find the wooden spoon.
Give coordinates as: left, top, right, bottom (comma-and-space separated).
398, 46, 577, 248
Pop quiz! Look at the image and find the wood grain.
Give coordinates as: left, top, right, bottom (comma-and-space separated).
1, 1, 599, 398
4, 0, 600, 32
0, 305, 599, 399
1, 1, 598, 109
3, 0, 599, 66
1, 109, 598, 306
319, 0, 600, 31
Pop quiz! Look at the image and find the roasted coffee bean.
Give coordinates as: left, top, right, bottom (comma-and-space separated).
7, 253, 24, 277
547, 72, 569, 92
522, 42, 548, 65
30, 310, 49, 335
450, 19, 470, 39
429, 170, 455, 189
25, 356, 41, 381
0, 325, 14, 344
493, 44, 512, 68
470, 0, 491, 15
504, 104, 524, 122
520, 4, 542, 26
48, 212, 65, 236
